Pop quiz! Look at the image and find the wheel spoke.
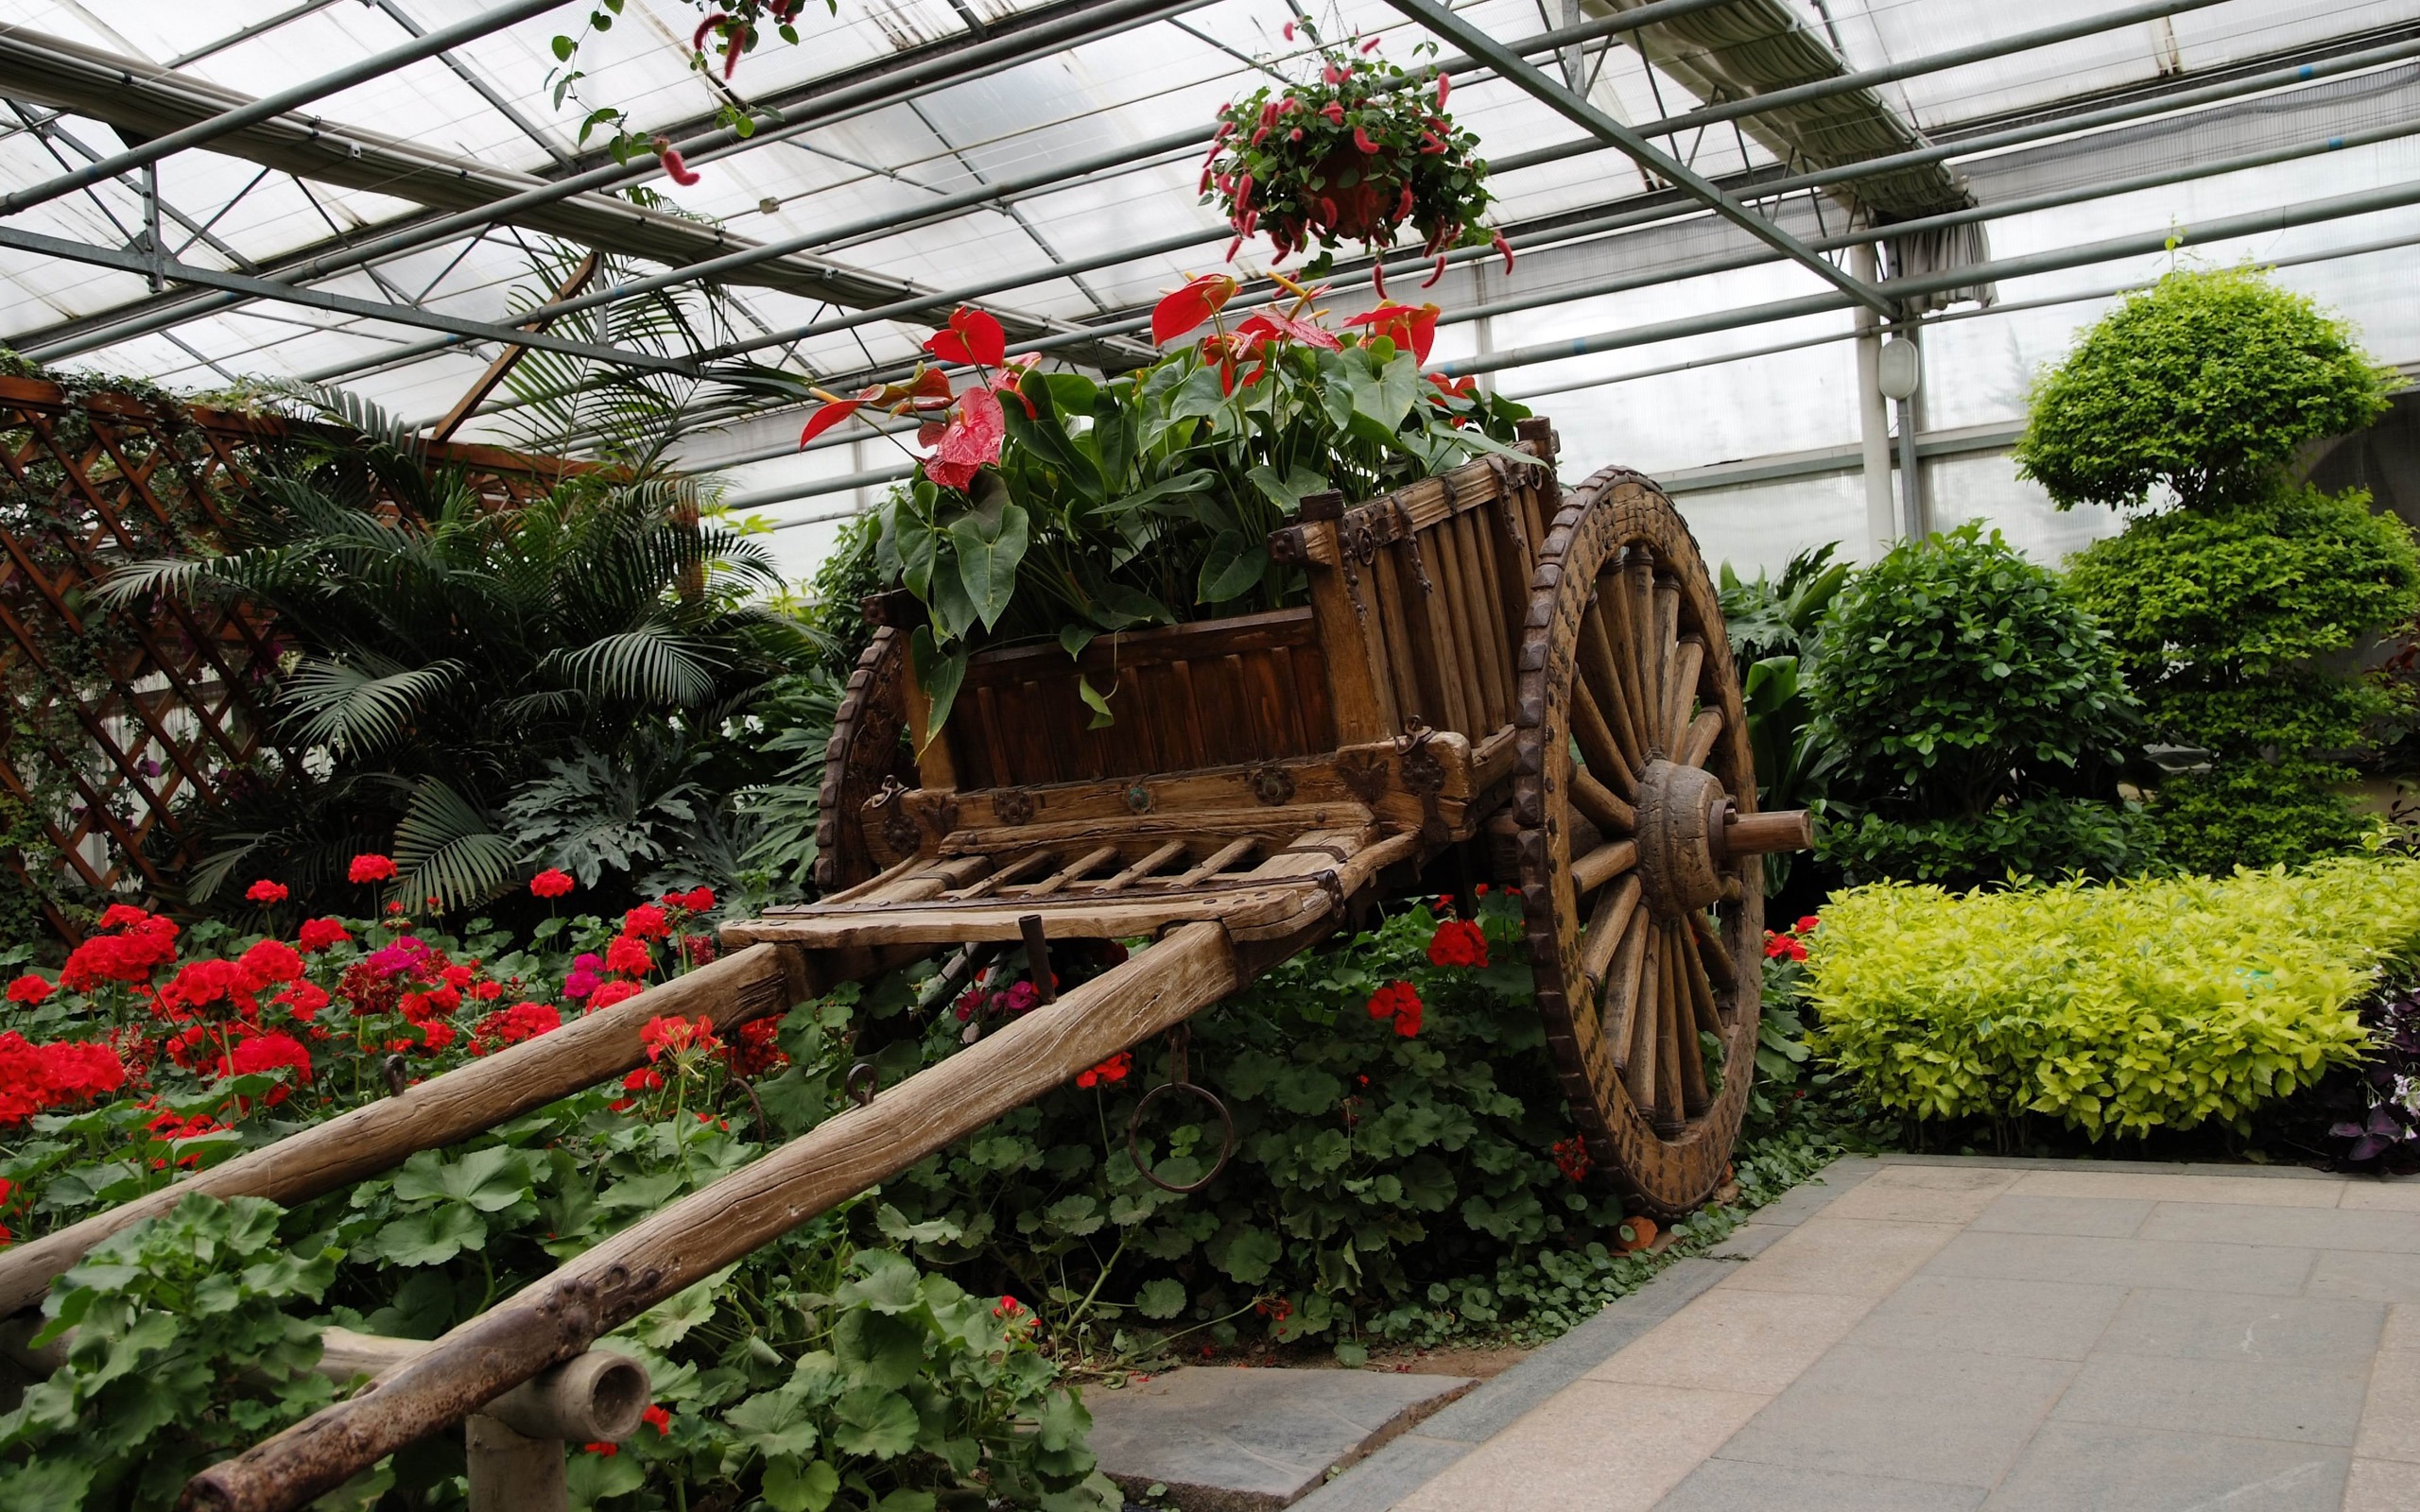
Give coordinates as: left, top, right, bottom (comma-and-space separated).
1624, 925, 1663, 1116
1668, 927, 1711, 1118
1571, 836, 1638, 896
1688, 911, 1736, 992
1677, 923, 1723, 1032
1602, 906, 1651, 1071
1665, 638, 1704, 750
1570, 765, 1637, 836
1655, 933, 1688, 1131
1595, 567, 1657, 761
1571, 679, 1638, 798
1624, 555, 1664, 755
1678, 708, 1723, 769
1579, 874, 1642, 993
1579, 598, 1648, 770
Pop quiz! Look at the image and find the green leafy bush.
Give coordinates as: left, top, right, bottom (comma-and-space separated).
1719, 547, 1850, 896
2066, 485, 2420, 870
2014, 266, 2397, 511
1806, 856, 2420, 1138
1809, 524, 2141, 886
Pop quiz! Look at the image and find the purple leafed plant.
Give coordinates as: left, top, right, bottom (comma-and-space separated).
2329, 987, 2420, 1168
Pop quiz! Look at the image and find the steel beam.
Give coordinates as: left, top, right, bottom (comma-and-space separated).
1376, 0, 1893, 315
0, 0, 575, 216
0, 223, 695, 372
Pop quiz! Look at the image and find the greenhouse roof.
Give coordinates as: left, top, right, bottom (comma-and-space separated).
0, 0, 2414, 572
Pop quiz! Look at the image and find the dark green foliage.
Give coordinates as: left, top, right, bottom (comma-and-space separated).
1720, 547, 1852, 896
2015, 266, 2397, 511
2067, 486, 2420, 870
99, 406, 816, 918
1810, 524, 2142, 886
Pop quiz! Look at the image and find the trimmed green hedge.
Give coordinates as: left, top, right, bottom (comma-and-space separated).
1806, 856, 2420, 1137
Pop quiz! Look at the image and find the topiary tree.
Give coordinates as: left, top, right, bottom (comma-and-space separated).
2014, 266, 2397, 511
1810, 524, 2143, 887
2025, 266, 2418, 870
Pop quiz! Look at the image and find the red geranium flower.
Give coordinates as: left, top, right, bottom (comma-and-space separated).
245, 879, 288, 904
97, 903, 152, 930
530, 868, 575, 900
588, 980, 646, 1012
238, 939, 305, 987
1076, 1052, 1132, 1089
622, 904, 671, 941
1793, 915, 1821, 936
1367, 980, 1423, 1037
297, 918, 351, 953
643, 1404, 671, 1435
348, 854, 397, 884
604, 936, 653, 977
1426, 918, 1489, 969
5, 976, 51, 1005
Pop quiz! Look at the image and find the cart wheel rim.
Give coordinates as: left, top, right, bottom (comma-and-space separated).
1512, 468, 1765, 1219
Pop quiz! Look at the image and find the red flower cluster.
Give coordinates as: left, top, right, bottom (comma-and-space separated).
1367, 980, 1423, 1038
660, 886, 717, 916
347, 853, 397, 885
1551, 1134, 1591, 1183
720, 1019, 786, 1078
298, 918, 351, 953
1763, 915, 1819, 962
1076, 1052, 1132, 1090
529, 868, 575, 900
246, 879, 288, 904
798, 307, 1037, 493
473, 1002, 562, 1055
1426, 918, 1488, 969
6, 975, 50, 1005
640, 1014, 721, 1062
0, 1031, 127, 1125
60, 909, 179, 991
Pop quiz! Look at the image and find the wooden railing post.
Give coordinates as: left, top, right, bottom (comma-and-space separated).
1290, 490, 1398, 741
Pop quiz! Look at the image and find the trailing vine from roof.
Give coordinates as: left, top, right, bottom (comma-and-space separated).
547, 0, 838, 180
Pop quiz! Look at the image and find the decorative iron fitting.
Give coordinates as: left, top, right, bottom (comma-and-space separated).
993, 788, 1036, 826
1247, 763, 1296, 806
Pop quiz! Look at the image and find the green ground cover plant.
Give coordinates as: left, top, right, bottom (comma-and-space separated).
1804, 855, 2420, 1141
1808, 524, 2142, 887
0, 868, 1841, 1508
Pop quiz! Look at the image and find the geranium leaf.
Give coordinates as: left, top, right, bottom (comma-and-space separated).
830, 1386, 918, 1458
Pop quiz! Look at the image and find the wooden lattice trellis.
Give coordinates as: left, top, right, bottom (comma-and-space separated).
0, 375, 577, 939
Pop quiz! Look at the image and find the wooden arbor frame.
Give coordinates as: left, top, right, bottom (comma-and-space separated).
0, 375, 578, 935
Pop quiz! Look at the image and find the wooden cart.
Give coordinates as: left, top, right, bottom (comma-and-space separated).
8, 421, 1810, 1511
786, 417, 1811, 1213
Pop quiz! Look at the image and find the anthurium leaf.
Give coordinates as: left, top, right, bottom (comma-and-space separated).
949, 503, 1029, 631
1041, 372, 1099, 413
1246, 463, 1328, 513
1079, 677, 1115, 730
1088, 585, 1172, 632
1167, 366, 1229, 429
909, 627, 967, 751
1059, 625, 1097, 662
1198, 532, 1268, 604
1094, 469, 1217, 521
830, 1386, 919, 1458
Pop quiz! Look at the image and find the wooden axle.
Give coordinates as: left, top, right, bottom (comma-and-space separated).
1718, 806, 1815, 858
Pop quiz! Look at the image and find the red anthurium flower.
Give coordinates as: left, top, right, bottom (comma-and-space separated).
1426, 372, 1478, 403
1236, 309, 1342, 352
1152, 273, 1239, 347
800, 397, 865, 448
987, 353, 1042, 419
924, 306, 1008, 368
925, 386, 1007, 491
1344, 301, 1441, 363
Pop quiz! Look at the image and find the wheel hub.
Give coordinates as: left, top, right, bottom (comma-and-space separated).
1634, 758, 1729, 920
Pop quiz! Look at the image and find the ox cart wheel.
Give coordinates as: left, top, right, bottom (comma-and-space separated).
1514, 469, 1800, 1218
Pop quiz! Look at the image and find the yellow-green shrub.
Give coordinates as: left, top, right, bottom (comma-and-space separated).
1806, 857, 2420, 1137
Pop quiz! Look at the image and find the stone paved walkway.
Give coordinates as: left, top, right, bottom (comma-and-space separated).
1296, 1155, 2420, 1512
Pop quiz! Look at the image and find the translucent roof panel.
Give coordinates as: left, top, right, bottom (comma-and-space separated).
0, 0, 2408, 581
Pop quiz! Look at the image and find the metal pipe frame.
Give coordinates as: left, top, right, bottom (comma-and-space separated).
0, 0, 576, 215
726, 187, 2420, 520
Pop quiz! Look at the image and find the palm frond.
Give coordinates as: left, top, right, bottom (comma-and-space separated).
280, 656, 465, 756
394, 776, 524, 912
549, 628, 724, 708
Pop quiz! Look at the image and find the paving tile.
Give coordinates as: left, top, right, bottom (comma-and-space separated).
2387, 1304, 2420, 1353
2005, 1169, 2346, 1207
1979, 1421, 2347, 1511
1923, 1228, 2319, 1296
2342, 1181, 2420, 1213
1824, 1166, 2021, 1224
1749, 1162, 1875, 1228
1718, 1216, 1961, 1298
1703, 1222, 1788, 1261
1654, 1458, 1985, 1511
1390, 1381, 1769, 1512
2140, 1201, 2420, 1254
1966, 1194, 2154, 1238
1290, 1434, 1470, 1512
1712, 1343, 2077, 1488
2094, 1287, 2385, 1366
1845, 1274, 2126, 1361
2049, 1353, 2368, 1445
2309, 1250, 2420, 1303
1587, 1286, 1875, 1394
2357, 1349, 2420, 1464
2347, 1457, 2420, 1511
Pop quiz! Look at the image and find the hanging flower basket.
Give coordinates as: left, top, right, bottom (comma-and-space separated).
1201, 24, 1509, 290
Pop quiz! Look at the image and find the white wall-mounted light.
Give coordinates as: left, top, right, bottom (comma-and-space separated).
1877, 335, 1921, 401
